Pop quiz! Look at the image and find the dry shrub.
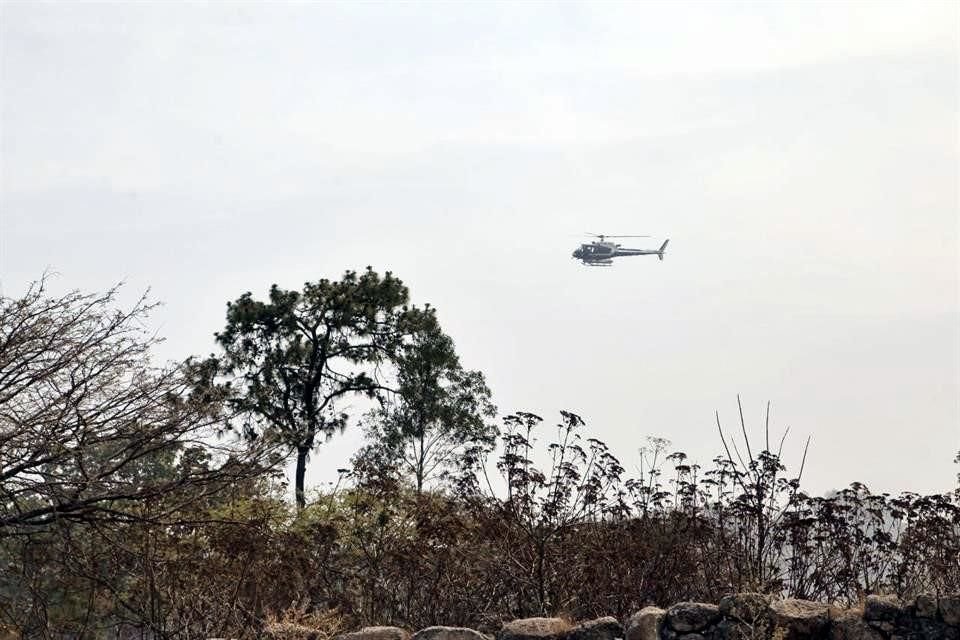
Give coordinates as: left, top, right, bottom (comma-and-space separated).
263, 607, 344, 640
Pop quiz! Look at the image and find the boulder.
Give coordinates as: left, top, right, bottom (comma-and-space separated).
715, 617, 778, 640
829, 610, 882, 640
413, 628, 489, 640
336, 627, 411, 640
940, 594, 960, 626
718, 593, 774, 623
717, 619, 766, 640
914, 594, 938, 618
566, 617, 623, 640
665, 603, 721, 634
863, 595, 901, 622
769, 599, 829, 639
897, 616, 960, 640
625, 607, 666, 640
497, 618, 571, 640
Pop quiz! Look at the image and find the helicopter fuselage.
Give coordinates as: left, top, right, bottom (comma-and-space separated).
572, 239, 668, 265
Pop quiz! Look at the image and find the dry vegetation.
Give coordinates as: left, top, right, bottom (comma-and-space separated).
1, 276, 958, 638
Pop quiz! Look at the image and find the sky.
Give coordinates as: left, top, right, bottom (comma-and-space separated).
1, 1, 958, 497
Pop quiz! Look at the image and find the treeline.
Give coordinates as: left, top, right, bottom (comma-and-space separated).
0, 272, 958, 639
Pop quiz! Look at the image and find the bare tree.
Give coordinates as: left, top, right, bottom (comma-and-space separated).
0, 278, 271, 536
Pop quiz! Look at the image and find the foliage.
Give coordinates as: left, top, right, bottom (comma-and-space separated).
358, 323, 496, 493
208, 268, 435, 508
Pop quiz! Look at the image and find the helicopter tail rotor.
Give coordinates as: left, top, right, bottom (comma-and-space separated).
657, 239, 669, 260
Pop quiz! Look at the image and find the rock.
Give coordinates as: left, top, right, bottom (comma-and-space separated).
830, 610, 883, 640
864, 595, 901, 622
473, 616, 504, 638
718, 593, 774, 623
770, 599, 830, 639
890, 615, 959, 640
337, 627, 411, 640
625, 607, 666, 640
712, 618, 773, 640
566, 617, 622, 640
940, 594, 960, 626
913, 617, 960, 640
497, 618, 571, 640
677, 635, 704, 640
914, 594, 938, 618
715, 616, 779, 640
714, 620, 746, 640
865, 621, 894, 635
413, 628, 489, 640
666, 603, 721, 634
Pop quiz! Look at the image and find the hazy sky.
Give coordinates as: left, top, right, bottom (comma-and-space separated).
2, 1, 958, 497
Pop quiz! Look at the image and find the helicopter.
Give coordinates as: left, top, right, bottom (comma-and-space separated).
572, 233, 670, 266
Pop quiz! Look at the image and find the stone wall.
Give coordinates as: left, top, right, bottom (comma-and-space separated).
625, 593, 958, 639
300, 593, 959, 640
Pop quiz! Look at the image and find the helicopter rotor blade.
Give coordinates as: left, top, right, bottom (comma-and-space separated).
585, 233, 650, 238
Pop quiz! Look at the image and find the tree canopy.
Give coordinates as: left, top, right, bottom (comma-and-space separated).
0, 279, 269, 536
357, 322, 496, 492
210, 268, 436, 508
